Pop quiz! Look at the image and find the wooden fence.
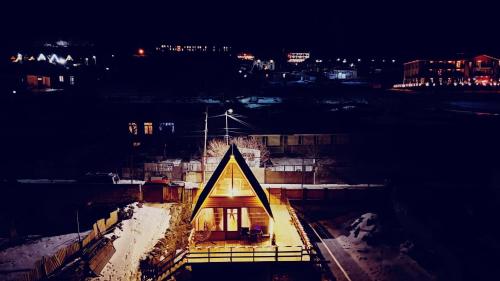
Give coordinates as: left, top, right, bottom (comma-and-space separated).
21, 209, 119, 281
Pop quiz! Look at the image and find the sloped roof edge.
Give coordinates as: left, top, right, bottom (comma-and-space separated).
190, 144, 273, 222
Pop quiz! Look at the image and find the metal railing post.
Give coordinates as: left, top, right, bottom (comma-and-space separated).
208, 247, 210, 262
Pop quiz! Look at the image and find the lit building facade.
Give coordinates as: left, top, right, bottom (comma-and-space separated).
253, 59, 275, 71
156, 44, 231, 54
401, 54, 500, 86
10, 40, 99, 92
287, 52, 310, 64
325, 69, 358, 80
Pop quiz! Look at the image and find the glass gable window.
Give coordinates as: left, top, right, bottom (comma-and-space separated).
212, 162, 254, 196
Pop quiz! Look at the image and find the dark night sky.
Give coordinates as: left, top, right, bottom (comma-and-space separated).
2, 0, 500, 57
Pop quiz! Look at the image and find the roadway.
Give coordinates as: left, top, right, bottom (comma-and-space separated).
301, 219, 373, 281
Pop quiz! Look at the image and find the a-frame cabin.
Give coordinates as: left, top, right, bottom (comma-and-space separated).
191, 144, 274, 241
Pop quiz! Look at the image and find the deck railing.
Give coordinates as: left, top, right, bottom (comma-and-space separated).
285, 199, 313, 249
142, 245, 311, 281
141, 248, 189, 281
187, 245, 311, 263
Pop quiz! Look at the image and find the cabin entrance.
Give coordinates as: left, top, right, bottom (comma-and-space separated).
225, 208, 240, 239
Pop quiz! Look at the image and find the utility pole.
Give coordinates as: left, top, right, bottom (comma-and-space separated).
203, 107, 208, 184
130, 146, 134, 184
224, 108, 233, 145
76, 209, 81, 248
225, 110, 229, 145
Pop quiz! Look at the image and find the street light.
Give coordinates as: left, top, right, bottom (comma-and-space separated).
225, 109, 233, 145
202, 108, 234, 184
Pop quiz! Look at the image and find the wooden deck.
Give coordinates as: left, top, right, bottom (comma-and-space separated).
188, 203, 311, 263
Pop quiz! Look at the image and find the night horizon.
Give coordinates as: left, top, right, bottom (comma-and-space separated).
3, 0, 500, 57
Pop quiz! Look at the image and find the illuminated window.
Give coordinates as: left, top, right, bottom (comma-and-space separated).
241, 208, 250, 228
196, 208, 223, 231
128, 122, 138, 135
144, 122, 153, 135
287, 135, 300, 145
246, 208, 269, 233
69, 76, 75, 85
58, 75, 64, 82
159, 122, 175, 133
267, 135, 281, 146
226, 209, 238, 231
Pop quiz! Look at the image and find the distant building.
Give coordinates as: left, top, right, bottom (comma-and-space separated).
236, 53, 255, 60
249, 133, 350, 156
325, 69, 358, 80
10, 41, 98, 92
253, 59, 275, 71
156, 44, 231, 54
287, 52, 310, 64
401, 54, 500, 86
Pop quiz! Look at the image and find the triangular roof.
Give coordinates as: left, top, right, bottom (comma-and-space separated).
190, 144, 273, 222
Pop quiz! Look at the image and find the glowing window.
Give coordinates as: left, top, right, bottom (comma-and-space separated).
287, 135, 300, 145
59, 75, 64, 83
226, 208, 238, 231
267, 135, 281, 146
144, 122, 153, 135
128, 122, 138, 135
241, 208, 250, 228
196, 208, 223, 231
159, 122, 175, 133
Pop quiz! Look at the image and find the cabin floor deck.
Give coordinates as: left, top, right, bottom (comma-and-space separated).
188, 203, 309, 263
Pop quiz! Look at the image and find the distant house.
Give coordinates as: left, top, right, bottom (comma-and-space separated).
250, 133, 350, 156
190, 144, 273, 241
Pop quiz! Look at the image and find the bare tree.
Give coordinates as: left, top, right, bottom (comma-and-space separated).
207, 137, 269, 165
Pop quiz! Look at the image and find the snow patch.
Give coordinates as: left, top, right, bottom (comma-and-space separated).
0, 231, 89, 281
335, 213, 435, 281
92, 203, 171, 281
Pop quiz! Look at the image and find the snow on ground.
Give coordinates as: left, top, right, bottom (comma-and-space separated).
327, 213, 435, 281
93, 203, 171, 281
0, 231, 89, 281
344, 214, 435, 281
